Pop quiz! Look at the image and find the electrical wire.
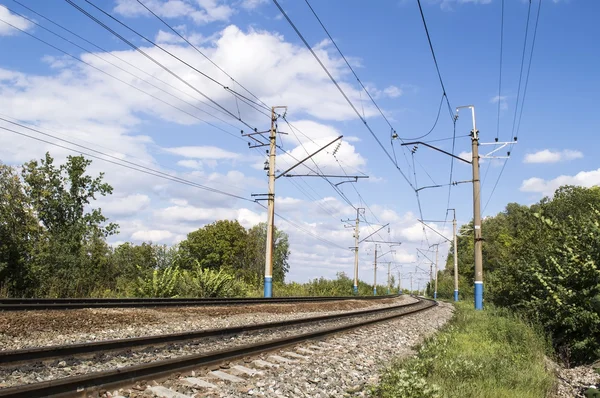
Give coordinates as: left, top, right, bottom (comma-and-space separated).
271, 0, 414, 190
415, 0, 454, 120
495, 0, 505, 141
65, 0, 260, 131
509, 0, 533, 141
134, 0, 270, 111
483, 0, 542, 214
6, 4, 246, 133
0, 124, 253, 202
0, 15, 245, 143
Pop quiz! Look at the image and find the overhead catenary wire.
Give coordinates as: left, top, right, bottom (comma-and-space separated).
134, 0, 270, 111
0, 16, 246, 143
65, 0, 262, 131
483, 0, 542, 214
6, 3, 247, 133
0, 124, 253, 202
271, 0, 414, 190
415, 0, 454, 120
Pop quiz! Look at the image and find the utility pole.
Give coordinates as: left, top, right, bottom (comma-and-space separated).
245, 105, 287, 298
353, 208, 360, 295
410, 273, 413, 293
457, 105, 483, 310
373, 245, 378, 295
342, 208, 364, 295
435, 244, 439, 299
387, 262, 391, 294
397, 271, 401, 293
449, 208, 459, 301
264, 107, 278, 298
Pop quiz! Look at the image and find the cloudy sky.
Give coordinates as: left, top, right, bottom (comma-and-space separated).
0, 0, 596, 289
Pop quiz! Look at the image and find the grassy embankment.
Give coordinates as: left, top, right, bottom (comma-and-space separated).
373, 301, 555, 398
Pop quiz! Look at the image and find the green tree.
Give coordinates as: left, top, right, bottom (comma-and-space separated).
0, 163, 40, 296
178, 220, 247, 271
243, 222, 290, 284
21, 153, 118, 296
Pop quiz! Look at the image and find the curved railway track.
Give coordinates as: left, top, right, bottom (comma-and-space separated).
0, 297, 437, 398
0, 294, 399, 311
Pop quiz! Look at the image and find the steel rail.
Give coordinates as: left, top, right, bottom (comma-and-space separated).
0, 294, 399, 311
0, 298, 419, 364
0, 298, 437, 398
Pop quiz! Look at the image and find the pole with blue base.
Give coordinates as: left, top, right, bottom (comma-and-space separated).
454, 290, 459, 301
474, 281, 483, 309
263, 106, 278, 298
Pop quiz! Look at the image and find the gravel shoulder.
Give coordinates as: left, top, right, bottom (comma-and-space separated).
0, 296, 413, 350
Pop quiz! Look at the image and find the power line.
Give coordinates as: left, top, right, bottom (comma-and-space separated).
483, 0, 542, 214
509, 0, 533, 141
65, 0, 260, 131
6, 3, 246, 133
0, 15, 245, 142
271, 0, 414, 190
495, 0, 505, 141
134, 0, 269, 111
415, 0, 454, 119
0, 123, 253, 202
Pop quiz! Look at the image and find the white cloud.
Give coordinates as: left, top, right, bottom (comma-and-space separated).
0, 5, 34, 36
240, 0, 268, 10
490, 95, 508, 110
382, 85, 403, 98
435, 0, 492, 10
131, 229, 174, 242
177, 159, 203, 169
165, 146, 240, 159
97, 194, 151, 217
523, 149, 583, 164
520, 168, 600, 197
113, 0, 234, 24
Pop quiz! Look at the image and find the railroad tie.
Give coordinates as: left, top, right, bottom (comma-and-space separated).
147, 385, 193, 398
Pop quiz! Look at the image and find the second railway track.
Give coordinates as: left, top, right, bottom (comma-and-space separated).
0, 294, 399, 311
0, 296, 437, 398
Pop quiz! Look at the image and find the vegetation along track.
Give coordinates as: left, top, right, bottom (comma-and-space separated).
0, 297, 436, 397
0, 294, 399, 311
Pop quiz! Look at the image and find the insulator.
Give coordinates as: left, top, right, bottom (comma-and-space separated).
495, 137, 498, 142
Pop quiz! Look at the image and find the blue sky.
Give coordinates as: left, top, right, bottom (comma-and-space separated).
0, 0, 596, 289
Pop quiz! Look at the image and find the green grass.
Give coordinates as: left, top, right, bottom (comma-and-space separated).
372, 302, 555, 398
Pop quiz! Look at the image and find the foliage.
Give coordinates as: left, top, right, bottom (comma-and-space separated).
449, 186, 600, 365
134, 265, 181, 298
372, 302, 554, 398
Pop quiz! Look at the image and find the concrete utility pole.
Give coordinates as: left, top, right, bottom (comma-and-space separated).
429, 244, 439, 299
353, 208, 360, 294
457, 105, 483, 310
397, 271, 401, 293
449, 208, 459, 301
373, 245, 378, 295
387, 263, 391, 294
264, 107, 278, 298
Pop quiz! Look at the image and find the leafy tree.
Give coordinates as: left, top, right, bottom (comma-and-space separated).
0, 163, 40, 296
21, 153, 118, 296
243, 222, 290, 284
178, 220, 247, 271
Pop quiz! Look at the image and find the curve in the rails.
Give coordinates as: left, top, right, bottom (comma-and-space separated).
0, 298, 437, 398
0, 298, 420, 364
0, 294, 399, 311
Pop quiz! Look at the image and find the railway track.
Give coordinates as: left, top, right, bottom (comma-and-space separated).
0, 297, 437, 398
0, 294, 399, 311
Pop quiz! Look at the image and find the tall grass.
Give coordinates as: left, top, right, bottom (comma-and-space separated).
373, 302, 555, 398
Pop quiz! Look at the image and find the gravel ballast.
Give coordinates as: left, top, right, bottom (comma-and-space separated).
85, 301, 454, 397
0, 296, 409, 350
0, 298, 429, 388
